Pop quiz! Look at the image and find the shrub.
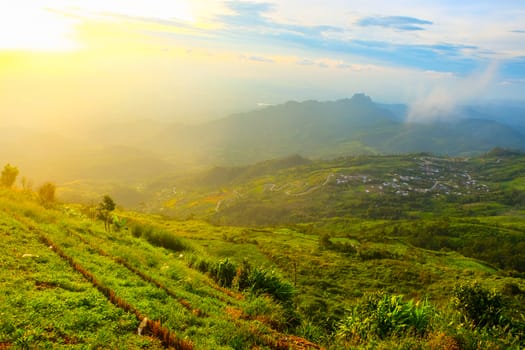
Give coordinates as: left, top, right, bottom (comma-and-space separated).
187, 256, 294, 303
357, 247, 397, 260
195, 258, 211, 274
318, 233, 332, 249
143, 228, 188, 252
453, 282, 506, 327
38, 182, 56, 205
131, 223, 149, 238
131, 223, 188, 252
211, 259, 237, 287
337, 292, 433, 343
248, 268, 294, 303
112, 215, 126, 232
232, 259, 252, 291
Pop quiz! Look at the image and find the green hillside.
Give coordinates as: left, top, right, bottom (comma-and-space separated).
5, 96, 525, 197
2, 151, 525, 349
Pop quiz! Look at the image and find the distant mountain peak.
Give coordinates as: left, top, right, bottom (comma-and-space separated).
334, 93, 374, 107
280, 94, 374, 109
350, 93, 373, 104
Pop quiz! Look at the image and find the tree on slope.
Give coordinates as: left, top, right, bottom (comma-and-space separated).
97, 195, 116, 232
1, 164, 19, 187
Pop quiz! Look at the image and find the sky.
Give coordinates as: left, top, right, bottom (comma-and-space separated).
1, 0, 525, 127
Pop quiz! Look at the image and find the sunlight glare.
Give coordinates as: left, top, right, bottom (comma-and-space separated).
0, 1, 78, 51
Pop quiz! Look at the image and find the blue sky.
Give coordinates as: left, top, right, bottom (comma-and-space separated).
177, 0, 525, 78
1, 0, 525, 125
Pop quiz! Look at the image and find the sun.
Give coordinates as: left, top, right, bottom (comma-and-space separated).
0, 0, 196, 52
0, 1, 78, 52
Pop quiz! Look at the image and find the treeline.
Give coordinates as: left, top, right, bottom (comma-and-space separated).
209, 185, 525, 227
398, 220, 525, 272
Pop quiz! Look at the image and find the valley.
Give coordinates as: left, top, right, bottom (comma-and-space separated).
2, 149, 525, 349
3, 1, 525, 348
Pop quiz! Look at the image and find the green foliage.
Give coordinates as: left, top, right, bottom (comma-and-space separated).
453, 282, 506, 327
38, 182, 56, 205
357, 246, 398, 260
100, 195, 116, 212
485, 147, 523, 157
97, 195, 116, 231
187, 254, 211, 274
4, 157, 525, 349
248, 268, 295, 302
187, 255, 294, 303
211, 258, 237, 287
149, 230, 187, 252
112, 215, 126, 232
1, 163, 19, 187
232, 258, 252, 291
131, 222, 151, 238
318, 233, 332, 249
337, 292, 433, 343
131, 222, 188, 252
402, 220, 525, 272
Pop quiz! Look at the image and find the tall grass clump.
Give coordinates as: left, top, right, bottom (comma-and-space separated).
131, 223, 152, 238
187, 256, 294, 303
210, 258, 237, 287
131, 222, 189, 252
337, 292, 433, 344
247, 268, 294, 302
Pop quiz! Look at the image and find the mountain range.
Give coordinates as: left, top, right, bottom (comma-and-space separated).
2, 94, 525, 187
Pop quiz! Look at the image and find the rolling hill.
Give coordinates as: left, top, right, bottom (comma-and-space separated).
1, 155, 525, 348
4, 94, 525, 209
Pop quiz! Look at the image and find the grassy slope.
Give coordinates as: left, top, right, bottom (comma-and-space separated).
0, 189, 318, 349
0, 190, 164, 349
135, 152, 525, 347
2, 150, 525, 349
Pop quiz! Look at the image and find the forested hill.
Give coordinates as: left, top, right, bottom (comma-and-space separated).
167, 94, 525, 164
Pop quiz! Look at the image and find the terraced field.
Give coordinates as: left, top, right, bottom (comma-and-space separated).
0, 189, 320, 349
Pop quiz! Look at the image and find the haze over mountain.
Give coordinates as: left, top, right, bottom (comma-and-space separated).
2, 1, 525, 188
3, 93, 525, 191
180, 94, 525, 163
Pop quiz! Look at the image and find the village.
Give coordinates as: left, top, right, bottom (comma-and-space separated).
333, 156, 490, 197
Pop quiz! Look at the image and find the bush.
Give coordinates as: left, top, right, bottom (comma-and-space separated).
112, 215, 126, 232
131, 223, 188, 252
38, 182, 56, 205
337, 292, 433, 343
453, 282, 506, 327
357, 247, 398, 260
187, 256, 295, 303
211, 259, 237, 287
232, 259, 252, 291
248, 268, 294, 302
143, 228, 187, 252
131, 223, 152, 238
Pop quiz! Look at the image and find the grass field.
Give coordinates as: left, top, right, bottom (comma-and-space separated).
2, 152, 525, 349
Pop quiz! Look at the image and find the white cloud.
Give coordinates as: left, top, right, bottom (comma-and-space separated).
408, 62, 499, 122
